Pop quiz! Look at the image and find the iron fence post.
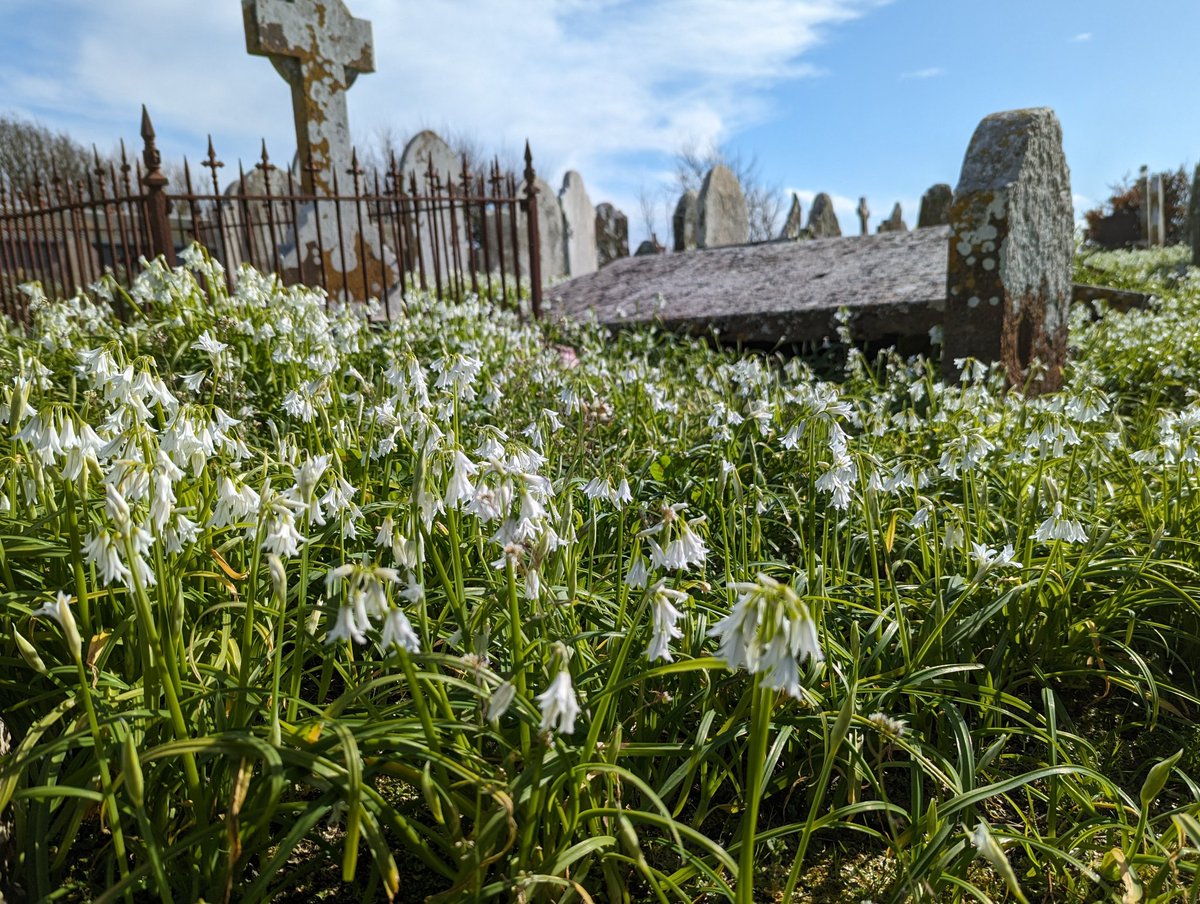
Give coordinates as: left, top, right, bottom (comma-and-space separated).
139, 106, 176, 266
523, 141, 542, 318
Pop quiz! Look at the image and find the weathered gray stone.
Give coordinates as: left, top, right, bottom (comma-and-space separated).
672, 190, 698, 251
595, 202, 629, 267
399, 130, 470, 283
917, 183, 952, 228
220, 165, 293, 273
482, 175, 567, 285
807, 193, 841, 238
878, 203, 907, 233
1189, 164, 1200, 265
944, 107, 1073, 391
243, 0, 396, 301
779, 193, 803, 240
551, 228, 947, 347
856, 197, 870, 236
696, 166, 749, 248
559, 171, 598, 276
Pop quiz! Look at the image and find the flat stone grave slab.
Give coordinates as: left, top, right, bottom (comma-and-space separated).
548, 226, 1146, 350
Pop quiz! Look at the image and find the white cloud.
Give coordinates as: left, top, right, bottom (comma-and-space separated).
900, 67, 944, 80
1070, 32, 1092, 42
0, 0, 882, 213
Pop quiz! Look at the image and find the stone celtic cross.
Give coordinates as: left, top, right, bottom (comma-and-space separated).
242, 0, 374, 195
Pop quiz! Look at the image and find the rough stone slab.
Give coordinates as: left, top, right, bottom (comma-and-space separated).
549, 226, 949, 347
697, 165, 748, 248
944, 106, 1073, 390
559, 171, 598, 276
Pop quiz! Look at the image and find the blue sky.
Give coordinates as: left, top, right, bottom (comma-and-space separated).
2, 0, 1198, 247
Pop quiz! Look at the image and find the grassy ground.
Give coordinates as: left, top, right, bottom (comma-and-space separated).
2, 245, 1200, 902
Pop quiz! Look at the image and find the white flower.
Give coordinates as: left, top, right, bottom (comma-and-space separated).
32, 590, 82, 654
488, 681, 517, 722
326, 604, 368, 645
536, 670, 581, 735
646, 583, 687, 662
380, 607, 421, 653
1033, 502, 1088, 544
444, 451, 478, 508
866, 711, 907, 738
625, 554, 650, 589
969, 542, 1018, 580
192, 330, 228, 355
709, 573, 822, 699
83, 529, 130, 587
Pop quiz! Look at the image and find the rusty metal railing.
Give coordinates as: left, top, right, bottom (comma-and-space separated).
0, 107, 543, 323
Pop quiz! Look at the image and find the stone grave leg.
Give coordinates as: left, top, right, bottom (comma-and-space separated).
943, 107, 1073, 392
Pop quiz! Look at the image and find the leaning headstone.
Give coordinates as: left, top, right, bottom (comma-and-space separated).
944, 107, 1073, 391
595, 202, 629, 267
243, 0, 397, 301
697, 165, 749, 248
1147, 173, 1165, 247
672, 190, 699, 251
878, 203, 908, 233
1189, 164, 1200, 265
559, 171, 598, 276
779, 193, 804, 240
917, 183, 952, 228
857, 197, 870, 236
807, 193, 841, 238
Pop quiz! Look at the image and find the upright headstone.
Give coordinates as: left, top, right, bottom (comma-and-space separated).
917, 183, 952, 228
559, 171, 598, 276
857, 197, 870, 236
399, 130, 470, 283
697, 165, 749, 248
1147, 173, 1166, 247
878, 203, 908, 233
779, 193, 804, 240
1190, 163, 1200, 265
221, 163, 293, 273
807, 192, 841, 238
535, 176, 568, 281
944, 107, 1073, 391
483, 175, 567, 285
595, 202, 629, 267
672, 190, 699, 251
243, 0, 397, 301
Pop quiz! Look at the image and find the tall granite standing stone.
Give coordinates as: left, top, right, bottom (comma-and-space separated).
535, 176, 568, 281
878, 203, 908, 233
559, 171, 598, 276
673, 190, 699, 251
483, 175, 567, 284
595, 202, 629, 267
1189, 163, 1200, 265
697, 165, 749, 248
779, 193, 804, 239
917, 184, 953, 228
944, 107, 1073, 391
242, 0, 398, 301
807, 193, 841, 238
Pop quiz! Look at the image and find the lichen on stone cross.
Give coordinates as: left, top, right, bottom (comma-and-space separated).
243, 0, 374, 196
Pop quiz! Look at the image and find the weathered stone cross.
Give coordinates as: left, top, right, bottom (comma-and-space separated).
242, 0, 374, 195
